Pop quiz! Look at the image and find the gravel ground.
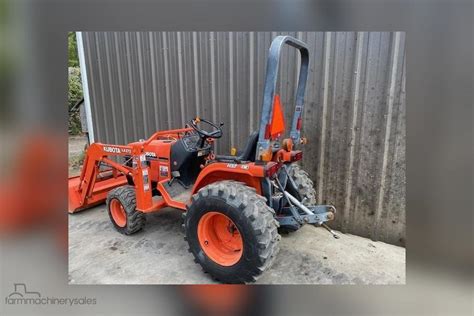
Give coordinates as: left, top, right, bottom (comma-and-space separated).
68, 205, 405, 285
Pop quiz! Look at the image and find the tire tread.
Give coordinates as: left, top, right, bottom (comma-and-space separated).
185, 180, 280, 283
106, 185, 146, 235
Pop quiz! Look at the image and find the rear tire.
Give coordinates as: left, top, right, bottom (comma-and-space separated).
106, 185, 146, 235
280, 164, 317, 234
184, 181, 280, 283
287, 164, 317, 205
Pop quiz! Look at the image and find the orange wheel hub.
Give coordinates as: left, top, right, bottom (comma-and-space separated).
110, 199, 126, 227
197, 212, 243, 266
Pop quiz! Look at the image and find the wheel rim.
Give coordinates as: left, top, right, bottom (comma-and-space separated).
197, 212, 243, 266
110, 199, 126, 227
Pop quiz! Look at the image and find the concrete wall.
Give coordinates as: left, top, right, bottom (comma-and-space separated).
80, 31, 406, 245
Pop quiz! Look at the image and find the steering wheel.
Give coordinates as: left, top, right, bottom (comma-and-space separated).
189, 117, 223, 139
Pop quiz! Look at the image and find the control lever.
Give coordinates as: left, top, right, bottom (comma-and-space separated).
168, 171, 190, 189
168, 171, 180, 186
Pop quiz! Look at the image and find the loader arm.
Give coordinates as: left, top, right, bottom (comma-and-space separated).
77, 143, 133, 200
143, 127, 194, 146
69, 128, 195, 214
69, 143, 142, 213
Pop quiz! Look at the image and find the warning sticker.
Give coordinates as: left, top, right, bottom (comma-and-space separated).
160, 165, 169, 177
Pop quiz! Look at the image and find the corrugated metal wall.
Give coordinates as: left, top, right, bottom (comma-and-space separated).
81, 32, 406, 245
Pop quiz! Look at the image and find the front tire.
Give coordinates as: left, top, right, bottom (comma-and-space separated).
184, 181, 280, 283
106, 185, 146, 235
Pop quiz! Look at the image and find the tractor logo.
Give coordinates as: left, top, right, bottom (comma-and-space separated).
103, 146, 121, 153
103, 146, 131, 154
7, 283, 41, 298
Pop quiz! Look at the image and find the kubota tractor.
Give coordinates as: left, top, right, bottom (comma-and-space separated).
68, 36, 337, 283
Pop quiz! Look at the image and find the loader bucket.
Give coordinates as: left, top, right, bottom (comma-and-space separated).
68, 172, 127, 213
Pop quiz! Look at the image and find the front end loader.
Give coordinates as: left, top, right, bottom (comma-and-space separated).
68, 35, 337, 283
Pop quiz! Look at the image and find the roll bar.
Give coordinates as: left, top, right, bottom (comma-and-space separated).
256, 35, 309, 160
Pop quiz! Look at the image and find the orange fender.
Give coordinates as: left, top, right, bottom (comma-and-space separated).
191, 162, 265, 196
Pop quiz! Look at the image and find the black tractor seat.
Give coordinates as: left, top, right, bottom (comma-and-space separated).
215, 131, 258, 163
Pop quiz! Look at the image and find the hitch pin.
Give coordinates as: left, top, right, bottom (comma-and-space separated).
320, 223, 340, 239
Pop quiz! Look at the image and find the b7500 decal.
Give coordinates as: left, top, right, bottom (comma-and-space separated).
145, 152, 157, 158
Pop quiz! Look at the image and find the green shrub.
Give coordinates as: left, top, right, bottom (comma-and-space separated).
68, 32, 79, 67
68, 67, 83, 135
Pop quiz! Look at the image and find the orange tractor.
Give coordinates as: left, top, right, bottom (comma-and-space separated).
68, 36, 337, 283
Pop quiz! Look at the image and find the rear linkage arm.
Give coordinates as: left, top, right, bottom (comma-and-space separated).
272, 167, 339, 239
